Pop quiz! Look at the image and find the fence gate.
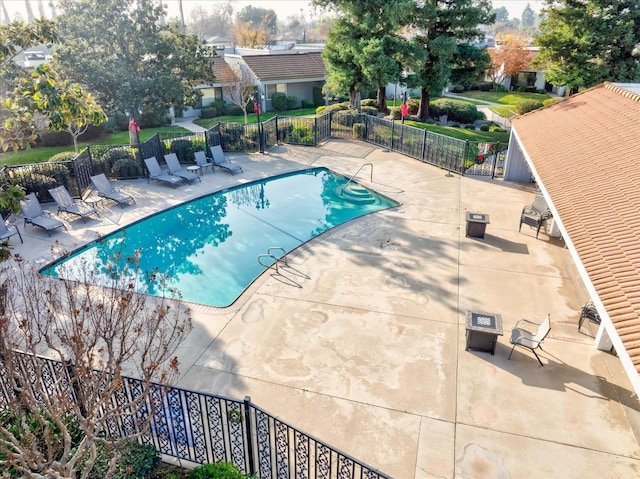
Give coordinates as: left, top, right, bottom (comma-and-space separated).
72, 148, 94, 197
464, 142, 506, 178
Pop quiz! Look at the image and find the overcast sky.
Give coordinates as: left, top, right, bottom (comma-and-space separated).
3, 0, 544, 25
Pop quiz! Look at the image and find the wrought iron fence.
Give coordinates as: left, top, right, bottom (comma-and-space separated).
0, 351, 390, 479
3, 111, 508, 201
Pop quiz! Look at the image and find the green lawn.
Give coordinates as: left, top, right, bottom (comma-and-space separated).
404, 121, 510, 144
0, 126, 192, 166
194, 108, 318, 129
455, 90, 553, 105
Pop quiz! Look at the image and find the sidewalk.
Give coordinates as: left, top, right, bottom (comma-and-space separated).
174, 117, 207, 133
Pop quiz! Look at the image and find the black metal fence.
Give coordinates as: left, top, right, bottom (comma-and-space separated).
2, 111, 507, 201
0, 351, 390, 479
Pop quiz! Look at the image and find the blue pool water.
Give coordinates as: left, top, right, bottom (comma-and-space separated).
43, 168, 399, 307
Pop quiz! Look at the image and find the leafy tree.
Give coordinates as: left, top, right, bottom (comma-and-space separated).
54, 0, 214, 122
0, 20, 107, 152
316, 0, 418, 112
232, 20, 268, 48
487, 34, 531, 87
321, 16, 368, 110
521, 3, 536, 30
492, 6, 509, 23
236, 5, 278, 34
449, 43, 492, 89
407, 0, 494, 121
535, 0, 640, 94
19, 64, 107, 151
0, 253, 192, 479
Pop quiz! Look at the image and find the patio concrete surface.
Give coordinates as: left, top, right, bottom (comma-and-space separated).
11, 140, 640, 478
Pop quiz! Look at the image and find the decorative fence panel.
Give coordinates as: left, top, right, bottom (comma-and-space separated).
275, 116, 317, 146
315, 112, 332, 144
262, 117, 278, 150
0, 351, 390, 479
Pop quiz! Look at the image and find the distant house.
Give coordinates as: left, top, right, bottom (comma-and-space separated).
229, 52, 327, 111
196, 57, 239, 107
487, 46, 565, 95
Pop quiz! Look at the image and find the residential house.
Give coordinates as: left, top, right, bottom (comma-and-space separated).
226, 52, 327, 111
504, 82, 640, 398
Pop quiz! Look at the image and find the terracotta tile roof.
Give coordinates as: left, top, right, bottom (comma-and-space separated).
212, 57, 238, 84
241, 52, 326, 81
512, 82, 640, 370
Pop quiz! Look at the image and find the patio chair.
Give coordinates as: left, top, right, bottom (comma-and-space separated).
209, 145, 243, 175
90, 173, 136, 208
578, 300, 601, 331
143, 157, 184, 188
519, 193, 552, 238
508, 314, 551, 366
164, 153, 201, 183
20, 193, 67, 236
48, 186, 100, 223
194, 151, 213, 173
0, 220, 22, 244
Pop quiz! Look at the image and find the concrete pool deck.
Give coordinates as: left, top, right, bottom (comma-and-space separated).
11, 139, 640, 478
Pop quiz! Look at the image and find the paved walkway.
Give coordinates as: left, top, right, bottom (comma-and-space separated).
13, 140, 640, 478
174, 117, 207, 133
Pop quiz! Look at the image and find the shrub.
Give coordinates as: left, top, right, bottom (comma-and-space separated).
493, 83, 507, 92
361, 106, 377, 116
271, 92, 287, 111
407, 99, 419, 115
480, 124, 490, 131
209, 100, 226, 115
390, 107, 401, 120
38, 130, 73, 147
489, 124, 506, 132
430, 99, 481, 124
470, 81, 492, 91
86, 440, 160, 479
450, 85, 465, 93
139, 109, 167, 128
48, 151, 78, 162
465, 124, 475, 130
114, 113, 130, 131
201, 106, 217, 119
352, 123, 366, 139
312, 86, 324, 107
225, 105, 243, 116
515, 99, 544, 115
169, 139, 195, 162
289, 125, 314, 144
286, 95, 298, 110
301, 99, 314, 109
189, 462, 243, 479
361, 99, 377, 107
112, 158, 141, 178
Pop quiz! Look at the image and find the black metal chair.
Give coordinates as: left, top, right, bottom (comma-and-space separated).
578, 300, 601, 331
519, 193, 552, 238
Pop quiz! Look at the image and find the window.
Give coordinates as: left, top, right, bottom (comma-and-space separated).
266, 84, 286, 99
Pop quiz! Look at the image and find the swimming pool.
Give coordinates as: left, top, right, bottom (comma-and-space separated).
43, 167, 400, 307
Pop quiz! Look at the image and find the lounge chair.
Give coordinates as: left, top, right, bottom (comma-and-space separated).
164, 153, 201, 183
20, 193, 67, 236
90, 173, 136, 208
209, 145, 243, 175
0, 220, 22, 244
143, 157, 184, 188
194, 151, 213, 174
48, 186, 100, 223
508, 314, 551, 366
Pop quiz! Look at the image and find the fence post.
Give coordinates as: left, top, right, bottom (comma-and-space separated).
243, 396, 256, 475
390, 120, 395, 151
421, 129, 427, 162
461, 140, 470, 174
491, 141, 500, 179
314, 116, 318, 146
275, 115, 279, 146
65, 359, 87, 417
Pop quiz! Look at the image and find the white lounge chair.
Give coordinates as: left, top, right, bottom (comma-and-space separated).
164, 153, 201, 183
194, 151, 213, 173
90, 173, 136, 208
20, 193, 67, 236
48, 185, 99, 223
209, 145, 243, 175
143, 157, 184, 188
